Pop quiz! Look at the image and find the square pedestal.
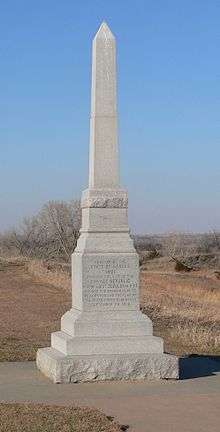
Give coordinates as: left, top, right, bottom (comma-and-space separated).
37, 347, 179, 383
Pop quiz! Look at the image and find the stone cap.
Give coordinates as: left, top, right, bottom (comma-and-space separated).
94, 22, 115, 41
81, 188, 128, 209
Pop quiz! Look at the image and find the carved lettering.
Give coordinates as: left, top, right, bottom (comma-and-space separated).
83, 257, 139, 309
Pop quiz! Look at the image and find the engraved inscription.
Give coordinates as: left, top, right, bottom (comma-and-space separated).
83, 257, 139, 309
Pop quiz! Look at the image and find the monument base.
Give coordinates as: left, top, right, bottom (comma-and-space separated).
36, 347, 179, 383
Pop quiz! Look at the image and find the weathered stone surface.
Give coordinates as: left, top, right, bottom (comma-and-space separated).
81, 188, 128, 208
82, 196, 128, 208
37, 348, 179, 383
36, 22, 179, 382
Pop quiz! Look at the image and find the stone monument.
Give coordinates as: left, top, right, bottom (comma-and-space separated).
36, 22, 179, 383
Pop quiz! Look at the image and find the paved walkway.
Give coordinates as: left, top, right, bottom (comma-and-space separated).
0, 360, 220, 432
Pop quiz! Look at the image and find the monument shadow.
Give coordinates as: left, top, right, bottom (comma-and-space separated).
179, 354, 220, 379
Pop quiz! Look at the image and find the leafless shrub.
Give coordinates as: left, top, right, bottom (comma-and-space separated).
134, 231, 220, 270
198, 230, 220, 254
134, 235, 162, 253
160, 232, 198, 271
1, 200, 81, 261
134, 235, 162, 267
139, 250, 160, 267
172, 257, 193, 272
162, 232, 197, 259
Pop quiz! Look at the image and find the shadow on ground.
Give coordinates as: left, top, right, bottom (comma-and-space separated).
179, 354, 220, 379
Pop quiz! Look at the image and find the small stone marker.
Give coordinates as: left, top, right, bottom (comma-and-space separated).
36, 22, 179, 383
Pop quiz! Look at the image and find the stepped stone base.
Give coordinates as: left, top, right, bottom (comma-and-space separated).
36, 347, 179, 383
51, 331, 164, 356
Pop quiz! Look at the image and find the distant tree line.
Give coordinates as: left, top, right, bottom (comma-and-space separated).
0, 200, 219, 267
134, 231, 220, 269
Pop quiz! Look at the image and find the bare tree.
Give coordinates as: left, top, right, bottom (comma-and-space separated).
1, 200, 81, 261
38, 200, 81, 260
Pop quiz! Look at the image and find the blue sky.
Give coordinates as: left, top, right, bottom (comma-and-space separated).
1, 0, 219, 233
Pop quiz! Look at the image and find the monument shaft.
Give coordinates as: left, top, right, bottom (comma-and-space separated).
89, 23, 119, 188
36, 22, 178, 383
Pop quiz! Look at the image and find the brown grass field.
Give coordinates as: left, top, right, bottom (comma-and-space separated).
0, 256, 220, 361
140, 270, 220, 355
0, 403, 122, 432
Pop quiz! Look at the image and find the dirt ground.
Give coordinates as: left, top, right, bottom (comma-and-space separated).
0, 261, 71, 361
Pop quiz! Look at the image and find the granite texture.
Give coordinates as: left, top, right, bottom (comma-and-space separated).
81, 188, 128, 209
37, 348, 179, 383
89, 22, 119, 189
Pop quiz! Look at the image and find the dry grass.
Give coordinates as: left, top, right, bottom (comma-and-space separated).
0, 403, 122, 432
0, 256, 220, 360
140, 271, 220, 355
29, 257, 220, 356
27, 259, 71, 291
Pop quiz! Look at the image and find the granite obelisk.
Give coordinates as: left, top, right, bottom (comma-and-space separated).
36, 22, 178, 382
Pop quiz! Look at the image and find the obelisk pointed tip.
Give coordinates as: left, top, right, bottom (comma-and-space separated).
94, 21, 115, 40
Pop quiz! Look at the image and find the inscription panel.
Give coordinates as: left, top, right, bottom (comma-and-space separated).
83, 255, 139, 311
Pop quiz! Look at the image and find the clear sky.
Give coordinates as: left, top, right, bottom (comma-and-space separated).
1, 0, 219, 234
